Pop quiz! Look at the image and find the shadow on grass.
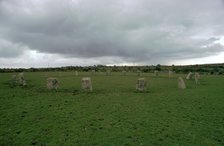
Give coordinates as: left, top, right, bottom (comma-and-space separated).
134, 90, 150, 93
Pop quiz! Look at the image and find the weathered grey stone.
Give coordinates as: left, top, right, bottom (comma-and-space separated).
195, 72, 200, 84
82, 77, 92, 91
47, 77, 59, 90
178, 77, 186, 89
136, 78, 147, 91
17, 73, 26, 86
10, 73, 26, 87
186, 72, 193, 80
154, 70, 159, 76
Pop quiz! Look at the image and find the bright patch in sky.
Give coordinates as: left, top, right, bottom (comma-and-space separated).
171, 52, 224, 65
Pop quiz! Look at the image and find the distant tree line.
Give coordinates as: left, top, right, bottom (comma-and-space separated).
0, 63, 224, 74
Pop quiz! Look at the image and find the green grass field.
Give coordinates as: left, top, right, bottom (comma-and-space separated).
0, 72, 224, 146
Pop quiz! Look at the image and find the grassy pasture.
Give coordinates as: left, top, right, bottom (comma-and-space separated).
0, 72, 224, 146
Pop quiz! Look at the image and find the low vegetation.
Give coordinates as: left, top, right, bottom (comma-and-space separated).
0, 72, 224, 145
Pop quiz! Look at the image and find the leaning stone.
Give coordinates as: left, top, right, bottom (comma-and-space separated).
186, 72, 193, 80
47, 77, 59, 90
136, 78, 147, 91
82, 77, 92, 91
178, 77, 186, 89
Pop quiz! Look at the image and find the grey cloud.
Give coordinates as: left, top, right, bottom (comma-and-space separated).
0, 0, 224, 65
0, 38, 26, 57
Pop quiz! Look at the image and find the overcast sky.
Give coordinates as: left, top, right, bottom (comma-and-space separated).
0, 0, 224, 68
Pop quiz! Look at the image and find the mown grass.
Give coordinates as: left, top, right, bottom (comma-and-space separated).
0, 72, 224, 146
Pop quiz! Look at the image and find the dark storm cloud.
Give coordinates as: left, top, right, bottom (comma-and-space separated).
0, 0, 224, 64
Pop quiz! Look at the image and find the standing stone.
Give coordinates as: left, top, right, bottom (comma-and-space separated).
47, 77, 59, 90
106, 70, 111, 76
17, 73, 26, 86
10, 73, 26, 87
154, 70, 159, 77
168, 70, 173, 78
137, 70, 142, 76
136, 78, 147, 91
178, 77, 186, 89
81, 77, 92, 91
195, 72, 200, 84
122, 70, 127, 76
186, 72, 193, 80
75, 71, 79, 76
